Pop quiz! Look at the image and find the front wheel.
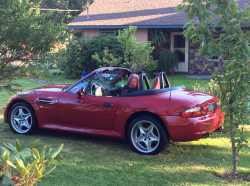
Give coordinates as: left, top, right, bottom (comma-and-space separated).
128, 116, 170, 155
8, 102, 38, 135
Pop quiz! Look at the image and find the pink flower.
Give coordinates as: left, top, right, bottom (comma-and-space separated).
155, 60, 158, 63
148, 58, 151, 61
150, 57, 154, 60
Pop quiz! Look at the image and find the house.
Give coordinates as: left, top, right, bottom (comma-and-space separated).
68, 0, 249, 74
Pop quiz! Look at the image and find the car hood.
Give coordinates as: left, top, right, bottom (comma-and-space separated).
30, 84, 71, 92
14, 84, 72, 101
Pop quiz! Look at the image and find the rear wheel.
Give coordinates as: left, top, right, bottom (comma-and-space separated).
8, 102, 38, 135
128, 116, 170, 155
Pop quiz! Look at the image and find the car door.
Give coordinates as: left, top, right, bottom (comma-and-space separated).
58, 93, 120, 130
57, 72, 123, 130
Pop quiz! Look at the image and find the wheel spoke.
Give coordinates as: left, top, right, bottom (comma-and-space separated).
13, 116, 21, 123
17, 120, 22, 129
144, 139, 152, 151
147, 124, 154, 134
24, 113, 31, 120
150, 136, 159, 142
138, 124, 146, 135
18, 108, 24, 117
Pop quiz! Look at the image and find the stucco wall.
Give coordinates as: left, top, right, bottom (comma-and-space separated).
83, 29, 100, 38
134, 28, 148, 42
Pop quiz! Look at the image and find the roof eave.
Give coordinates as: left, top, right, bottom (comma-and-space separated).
67, 25, 186, 29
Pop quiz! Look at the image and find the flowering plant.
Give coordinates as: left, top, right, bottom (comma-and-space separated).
144, 56, 158, 71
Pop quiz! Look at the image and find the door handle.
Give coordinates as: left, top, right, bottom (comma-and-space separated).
102, 103, 113, 107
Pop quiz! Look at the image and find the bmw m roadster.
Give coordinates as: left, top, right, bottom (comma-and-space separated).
3, 67, 224, 154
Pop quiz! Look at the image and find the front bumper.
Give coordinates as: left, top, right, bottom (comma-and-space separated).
161, 112, 225, 142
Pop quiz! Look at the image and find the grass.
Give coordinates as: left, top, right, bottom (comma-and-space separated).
0, 72, 249, 186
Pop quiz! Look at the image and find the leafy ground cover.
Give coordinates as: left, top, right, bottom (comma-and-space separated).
0, 73, 249, 186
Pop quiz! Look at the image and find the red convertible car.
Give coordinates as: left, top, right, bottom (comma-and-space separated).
3, 67, 224, 155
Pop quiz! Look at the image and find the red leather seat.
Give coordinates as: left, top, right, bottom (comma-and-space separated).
151, 77, 160, 89
122, 74, 139, 94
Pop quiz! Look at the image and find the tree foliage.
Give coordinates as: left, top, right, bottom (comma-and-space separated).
92, 47, 123, 68
177, 0, 250, 178
117, 26, 155, 70
31, 0, 94, 24
59, 34, 125, 79
0, 0, 67, 92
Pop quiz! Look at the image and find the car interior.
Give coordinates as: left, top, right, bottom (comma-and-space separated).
88, 72, 172, 97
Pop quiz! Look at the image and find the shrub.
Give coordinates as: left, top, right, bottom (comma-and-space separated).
89, 34, 124, 66
158, 52, 179, 73
117, 26, 154, 70
92, 47, 122, 67
63, 37, 93, 79
0, 139, 63, 186
60, 34, 124, 79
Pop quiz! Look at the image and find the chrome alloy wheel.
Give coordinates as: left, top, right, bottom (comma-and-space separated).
10, 106, 32, 134
130, 120, 160, 153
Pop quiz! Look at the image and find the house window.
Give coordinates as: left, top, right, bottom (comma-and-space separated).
100, 31, 117, 36
173, 35, 185, 63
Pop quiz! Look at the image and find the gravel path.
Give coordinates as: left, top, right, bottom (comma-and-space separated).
29, 78, 55, 85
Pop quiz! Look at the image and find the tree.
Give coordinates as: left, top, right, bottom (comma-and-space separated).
117, 26, 157, 71
0, 0, 67, 92
177, 0, 250, 179
30, 0, 95, 25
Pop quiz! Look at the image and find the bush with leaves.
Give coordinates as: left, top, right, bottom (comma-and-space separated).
117, 26, 154, 71
0, 139, 63, 186
89, 34, 125, 65
158, 52, 179, 74
61, 34, 124, 79
61, 37, 92, 79
92, 47, 122, 67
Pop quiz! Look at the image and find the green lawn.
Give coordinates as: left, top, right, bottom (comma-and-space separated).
0, 74, 249, 186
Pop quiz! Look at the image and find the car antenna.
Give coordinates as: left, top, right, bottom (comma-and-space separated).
169, 68, 174, 100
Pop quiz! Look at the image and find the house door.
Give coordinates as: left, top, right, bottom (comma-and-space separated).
171, 32, 189, 72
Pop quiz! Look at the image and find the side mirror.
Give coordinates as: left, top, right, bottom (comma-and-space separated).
76, 88, 85, 99
76, 90, 82, 99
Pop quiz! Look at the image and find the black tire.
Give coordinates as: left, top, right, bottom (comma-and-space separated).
8, 102, 38, 135
128, 116, 170, 155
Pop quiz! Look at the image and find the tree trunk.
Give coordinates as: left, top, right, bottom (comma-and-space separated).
218, 60, 223, 74
229, 109, 237, 179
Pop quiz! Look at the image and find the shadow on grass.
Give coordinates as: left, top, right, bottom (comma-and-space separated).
1, 122, 250, 185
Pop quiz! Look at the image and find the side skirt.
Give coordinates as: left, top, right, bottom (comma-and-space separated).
40, 123, 125, 139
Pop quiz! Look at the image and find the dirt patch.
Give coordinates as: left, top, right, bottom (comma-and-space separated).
213, 171, 250, 183
29, 78, 55, 85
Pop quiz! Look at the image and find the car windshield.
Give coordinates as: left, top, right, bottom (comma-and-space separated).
93, 69, 127, 88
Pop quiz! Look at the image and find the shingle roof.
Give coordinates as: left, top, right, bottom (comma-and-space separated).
68, 0, 249, 28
